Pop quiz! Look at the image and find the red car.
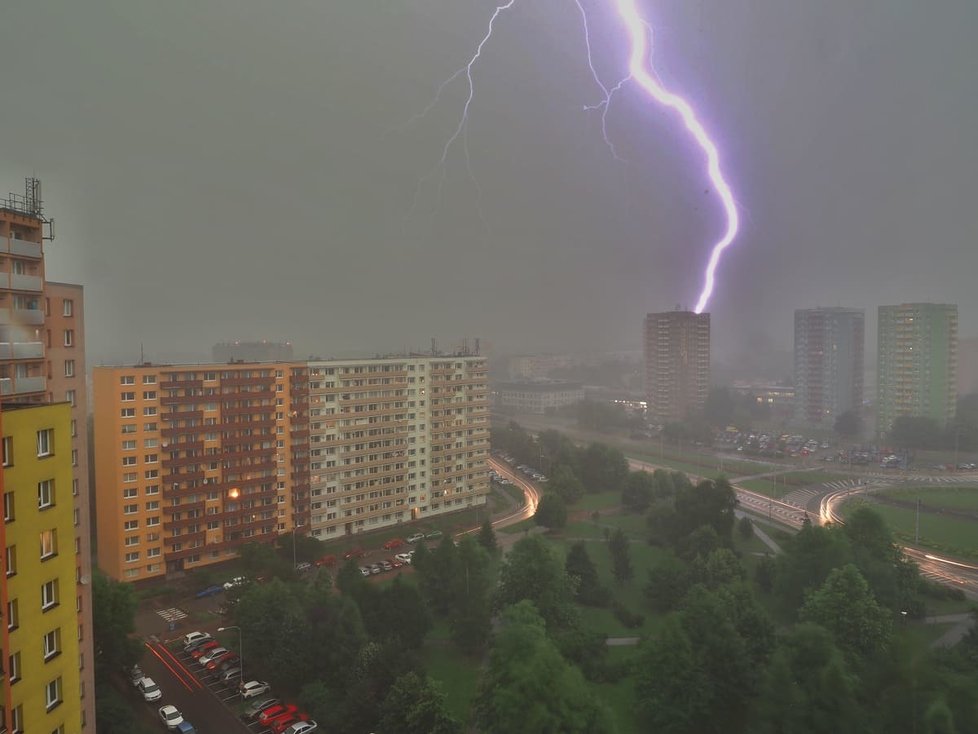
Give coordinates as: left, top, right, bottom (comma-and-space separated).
342, 547, 364, 561
382, 538, 404, 551
258, 704, 299, 728
314, 554, 337, 568
206, 652, 238, 671
190, 640, 219, 659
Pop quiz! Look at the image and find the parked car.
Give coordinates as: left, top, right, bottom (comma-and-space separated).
406, 533, 425, 544
369, 563, 383, 575
220, 666, 243, 682
223, 576, 247, 591
314, 554, 337, 567
185, 636, 217, 654
137, 677, 162, 702
359, 566, 371, 577
175, 722, 197, 734
205, 651, 237, 671
342, 547, 365, 560
195, 584, 224, 599
182, 631, 210, 647
424, 530, 443, 540
241, 697, 281, 721
158, 704, 185, 730
218, 656, 241, 674
282, 721, 319, 734
380, 560, 393, 571
273, 714, 309, 734
258, 704, 299, 728
394, 553, 412, 564
239, 680, 272, 700
383, 538, 404, 550
190, 640, 220, 659
389, 557, 403, 569
128, 665, 144, 686
295, 561, 313, 572
198, 647, 229, 666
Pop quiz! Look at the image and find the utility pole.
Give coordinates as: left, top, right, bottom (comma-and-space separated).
915, 498, 921, 544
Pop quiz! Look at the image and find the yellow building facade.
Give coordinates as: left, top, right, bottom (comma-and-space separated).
1, 402, 82, 733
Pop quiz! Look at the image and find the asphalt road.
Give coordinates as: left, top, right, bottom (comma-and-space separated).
135, 637, 255, 734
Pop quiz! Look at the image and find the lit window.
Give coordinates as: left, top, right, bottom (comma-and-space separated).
40, 529, 58, 559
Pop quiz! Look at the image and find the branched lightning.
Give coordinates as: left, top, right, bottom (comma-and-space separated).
405, 0, 740, 313
612, 0, 739, 313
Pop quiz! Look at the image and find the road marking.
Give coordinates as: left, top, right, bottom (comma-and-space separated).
156, 607, 189, 623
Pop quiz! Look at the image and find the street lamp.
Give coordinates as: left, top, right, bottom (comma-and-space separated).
218, 625, 243, 690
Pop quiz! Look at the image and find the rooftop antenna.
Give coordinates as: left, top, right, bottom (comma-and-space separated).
140, 343, 145, 364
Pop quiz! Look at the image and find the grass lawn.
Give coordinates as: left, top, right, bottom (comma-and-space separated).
842, 498, 978, 560
594, 647, 642, 734
737, 478, 788, 498
902, 621, 958, 653
573, 491, 624, 513
423, 643, 482, 724
923, 595, 977, 617
884, 487, 978, 512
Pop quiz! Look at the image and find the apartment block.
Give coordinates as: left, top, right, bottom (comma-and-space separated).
305, 356, 489, 540
643, 311, 711, 422
1, 180, 94, 730
877, 303, 958, 435
94, 364, 298, 582
793, 308, 864, 427
1, 403, 84, 733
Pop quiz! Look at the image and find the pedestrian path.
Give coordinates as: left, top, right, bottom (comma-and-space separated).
156, 607, 188, 623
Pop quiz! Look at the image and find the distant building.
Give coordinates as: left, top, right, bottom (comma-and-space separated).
643, 311, 710, 422
877, 303, 958, 435
731, 383, 796, 418
506, 354, 576, 380
213, 340, 294, 363
793, 308, 864, 427
958, 337, 978, 396
494, 381, 585, 414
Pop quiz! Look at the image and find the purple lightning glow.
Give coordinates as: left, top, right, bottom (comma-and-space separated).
612, 0, 739, 313
408, 1, 740, 313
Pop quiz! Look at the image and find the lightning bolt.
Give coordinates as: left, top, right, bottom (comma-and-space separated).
407, 1, 741, 313
612, 0, 739, 313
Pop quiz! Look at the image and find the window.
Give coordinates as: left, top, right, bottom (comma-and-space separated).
145, 501, 160, 511
2, 436, 12, 467
5, 545, 16, 576
147, 547, 161, 558
123, 519, 139, 531
72, 449, 78, 467
37, 428, 54, 457
143, 406, 157, 417
7, 599, 18, 630
66, 389, 76, 407
43, 628, 61, 660
45, 676, 62, 710
143, 391, 157, 400
145, 484, 159, 495
142, 375, 156, 385
63, 329, 74, 347
144, 453, 158, 464
42, 579, 59, 610
71, 419, 77, 437
124, 552, 140, 563
122, 472, 137, 483
64, 359, 75, 377
122, 488, 137, 499
144, 438, 158, 448
144, 422, 157, 432
38, 479, 55, 509
122, 439, 136, 450
9, 652, 21, 683
146, 516, 160, 527
72, 478, 79, 496
121, 456, 136, 467
63, 299, 73, 317
120, 375, 135, 385
121, 424, 136, 434
124, 535, 139, 546
40, 529, 57, 559
121, 392, 135, 402
11, 705, 22, 732
123, 504, 138, 515
121, 408, 135, 418
3, 492, 13, 522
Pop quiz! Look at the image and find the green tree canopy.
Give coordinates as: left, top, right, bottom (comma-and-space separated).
496, 535, 576, 629
535, 492, 568, 531
622, 470, 655, 513
92, 570, 142, 678
565, 542, 608, 607
608, 527, 633, 583
378, 672, 461, 734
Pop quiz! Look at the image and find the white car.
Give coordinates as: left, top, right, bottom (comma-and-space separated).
283, 721, 319, 734
394, 553, 412, 565
223, 576, 247, 591
138, 677, 162, 702
406, 533, 425, 544
181, 631, 210, 647
240, 680, 272, 699
158, 704, 184, 729
198, 647, 229, 666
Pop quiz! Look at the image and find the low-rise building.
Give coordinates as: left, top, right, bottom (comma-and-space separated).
493, 381, 585, 415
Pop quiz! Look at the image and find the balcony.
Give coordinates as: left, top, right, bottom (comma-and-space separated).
0, 307, 44, 326
3, 236, 42, 258
0, 374, 46, 396
0, 341, 43, 360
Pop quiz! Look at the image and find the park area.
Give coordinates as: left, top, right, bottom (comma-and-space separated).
842, 486, 978, 560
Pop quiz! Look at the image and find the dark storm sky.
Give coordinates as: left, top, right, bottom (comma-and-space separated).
1, 1, 976, 367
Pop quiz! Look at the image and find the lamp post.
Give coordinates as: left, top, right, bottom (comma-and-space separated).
218, 625, 243, 691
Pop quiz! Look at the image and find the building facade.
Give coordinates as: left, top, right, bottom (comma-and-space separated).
94, 354, 489, 578
958, 337, 978, 397
1, 181, 94, 730
643, 311, 711, 422
1, 403, 84, 733
877, 303, 958, 435
493, 381, 585, 415
793, 308, 864, 427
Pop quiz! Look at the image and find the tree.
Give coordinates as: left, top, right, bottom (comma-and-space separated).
645, 555, 691, 613
477, 517, 499, 555
565, 542, 608, 606
891, 415, 944, 450
622, 470, 655, 513
535, 492, 568, 531
800, 564, 893, 661
476, 601, 613, 734
834, 409, 862, 438
651, 468, 676, 499
580, 442, 629, 494
608, 528, 633, 583
451, 536, 494, 654
690, 548, 746, 589
923, 698, 958, 734
635, 615, 712, 734
497, 535, 576, 629
674, 477, 738, 543
92, 570, 142, 678
737, 515, 754, 540
378, 672, 461, 734
418, 536, 461, 616
774, 520, 853, 609
548, 465, 586, 504
647, 503, 681, 547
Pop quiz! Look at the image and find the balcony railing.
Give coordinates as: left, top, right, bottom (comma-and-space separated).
0, 374, 46, 396
0, 341, 43, 360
